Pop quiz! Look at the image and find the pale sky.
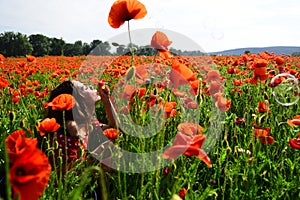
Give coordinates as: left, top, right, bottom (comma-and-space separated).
0, 0, 299, 52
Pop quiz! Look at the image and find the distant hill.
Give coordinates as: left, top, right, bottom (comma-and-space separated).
208, 46, 300, 56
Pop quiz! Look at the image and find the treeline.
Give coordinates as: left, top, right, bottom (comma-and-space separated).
0, 31, 204, 57
0, 31, 112, 57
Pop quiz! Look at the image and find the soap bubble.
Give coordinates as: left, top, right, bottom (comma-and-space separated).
271, 73, 299, 106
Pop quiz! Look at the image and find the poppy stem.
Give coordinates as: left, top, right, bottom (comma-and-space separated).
127, 21, 135, 67
3, 144, 12, 200
63, 111, 68, 175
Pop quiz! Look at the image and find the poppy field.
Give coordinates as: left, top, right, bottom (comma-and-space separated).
1, 51, 300, 200
2, 0, 300, 199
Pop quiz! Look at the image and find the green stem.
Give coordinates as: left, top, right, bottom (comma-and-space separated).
4, 144, 12, 200
63, 111, 68, 178
127, 21, 134, 67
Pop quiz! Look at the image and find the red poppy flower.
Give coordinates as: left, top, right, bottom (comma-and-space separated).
157, 50, 173, 59
227, 66, 235, 74
0, 77, 10, 89
208, 82, 223, 95
5, 130, 37, 163
215, 96, 231, 112
254, 127, 275, 144
10, 145, 51, 200
164, 102, 177, 113
254, 59, 268, 68
289, 137, 300, 149
170, 61, 194, 87
235, 117, 245, 125
177, 122, 203, 136
103, 128, 120, 140
260, 136, 275, 145
47, 94, 75, 111
164, 101, 177, 118
274, 56, 285, 66
178, 188, 187, 199
26, 55, 36, 62
0, 53, 5, 62
287, 116, 300, 126
268, 76, 282, 87
254, 67, 268, 80
205, 70, 222, 82
108, 0, 147, 28
37, 118, 60, 136
257, 101, 270, 113
151, 31, 172, 51
162, 132, 212, 167
254, 127, 270, 137
233, 79, 243, 86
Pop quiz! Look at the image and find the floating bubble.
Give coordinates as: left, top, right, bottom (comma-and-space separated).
271, 73, 299, 106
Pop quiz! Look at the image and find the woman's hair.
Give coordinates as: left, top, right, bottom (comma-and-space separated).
47, 80, 96, 132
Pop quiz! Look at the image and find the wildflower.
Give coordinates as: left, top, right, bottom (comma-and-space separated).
227, 66, 235, 74
47, 93, 75, 111
254, 127, 275, 144
164, 101, 177, 118
205, 70, 222, 82
233, 79, 243, 86
268, 76, 282, 87
231, 88, 243, 95
215, 96, 231, 112
254, 59, 268, 68
5, 130, 29, 162
0, 53, 5, 62
287, 115, 300, 126
162, 132, 212, 167
9, 143, 51, 200
289, 133, 300, 149
26, 55, 36, 62
274, 56, 285, 66
171, 60, 195, 85
208, 81, 223, 95
235, 117, 245, 125
151, 31, 172, 51
178, 188, 187, 199
151, 31, 173, 59
0, 77, 10, 89
37, 118, 60, 136
177, 122, 203, 136
5, 131, 51, 200
103, 128, 120, 140
250, 59, 269, 84
108, 0, 147, 28
257, 101, 270, 113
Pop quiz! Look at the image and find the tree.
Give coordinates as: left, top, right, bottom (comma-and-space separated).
82, 42, 91, 55
0, 32, 33, 57
29, 34, 51, 56
116, 45, 126, 55
49, 37, 65, 56
89, 40, 111, 55
73, 40, 83, 56
63, 41, 83, 56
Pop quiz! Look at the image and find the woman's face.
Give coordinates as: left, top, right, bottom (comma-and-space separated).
72, 80, 100, 105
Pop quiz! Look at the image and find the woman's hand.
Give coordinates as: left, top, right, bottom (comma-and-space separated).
98, 82, 110, 100
97, 82, 117, 128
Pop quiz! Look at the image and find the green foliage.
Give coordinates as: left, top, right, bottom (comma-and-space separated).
0, 31, 33, 57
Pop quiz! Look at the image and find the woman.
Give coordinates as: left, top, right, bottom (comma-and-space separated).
38, 80, 119, 171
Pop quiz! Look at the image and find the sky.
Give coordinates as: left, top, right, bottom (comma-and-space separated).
0, 0, 300, 52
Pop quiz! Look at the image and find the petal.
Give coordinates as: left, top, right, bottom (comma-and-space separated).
185, 147, 212, 168
162, 145, 189, 159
